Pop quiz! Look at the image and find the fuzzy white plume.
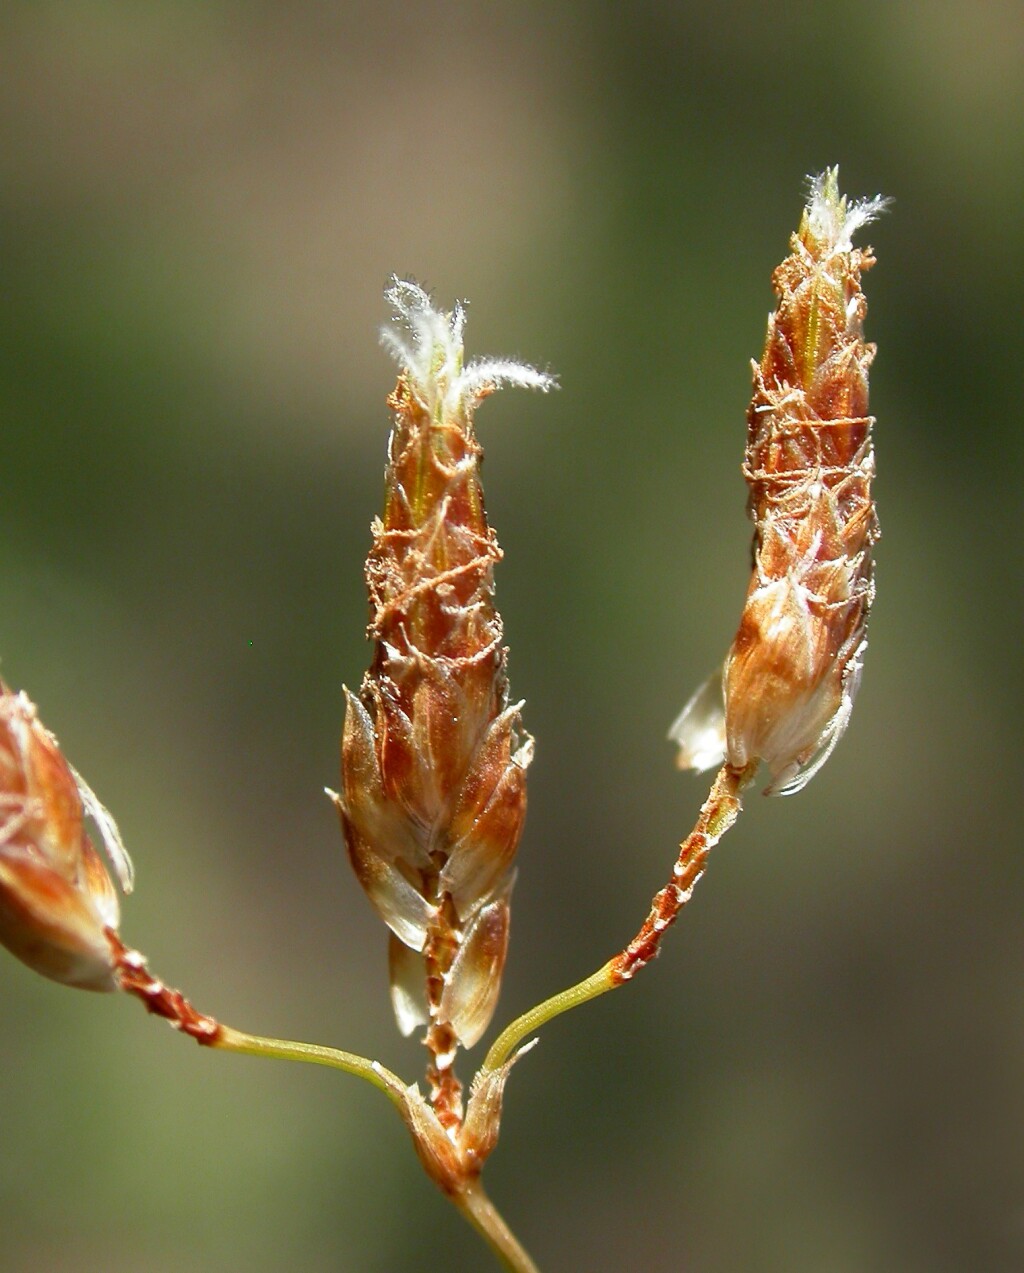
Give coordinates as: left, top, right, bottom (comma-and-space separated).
381, 277, 556, 415
805, 168, 890, 253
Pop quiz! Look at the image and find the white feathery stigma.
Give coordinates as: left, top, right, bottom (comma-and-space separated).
381, 276, 556, 416
805, 167, 890, 253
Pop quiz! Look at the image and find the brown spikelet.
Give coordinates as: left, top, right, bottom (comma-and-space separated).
335, 280, 552, 1129
0, 680, 133, 990
672, 169, 886, 794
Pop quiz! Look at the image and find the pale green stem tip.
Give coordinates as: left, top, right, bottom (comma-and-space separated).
213, 1025, 408, 1110
482, 961, 617, 1074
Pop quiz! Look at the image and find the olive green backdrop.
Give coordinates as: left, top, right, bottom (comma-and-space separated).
1, 3, 1020, 1270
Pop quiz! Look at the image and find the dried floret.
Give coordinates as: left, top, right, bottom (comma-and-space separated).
334, 280, 552, 1128
0, 681, 131, 990
671, 170, 886, 794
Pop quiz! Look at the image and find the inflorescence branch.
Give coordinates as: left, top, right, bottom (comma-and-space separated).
0, 170, 884, 1273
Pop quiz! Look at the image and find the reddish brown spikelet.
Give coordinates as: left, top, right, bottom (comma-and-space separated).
0, 680, 132, 990
672, 170, 886, 794
335, 280, 551, 1127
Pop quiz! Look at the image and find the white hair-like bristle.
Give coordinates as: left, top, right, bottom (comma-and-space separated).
805, 168, 890, 253
381, 276, 556, 416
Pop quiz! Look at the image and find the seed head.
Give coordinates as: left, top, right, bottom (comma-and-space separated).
334, 280, 552, 1124
0, 681, 132, 990
671, 170, 886, 794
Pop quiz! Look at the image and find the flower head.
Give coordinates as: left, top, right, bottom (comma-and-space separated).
671, 169, 885, 794
0, 681, 132, 990
335, 280, 552, 1128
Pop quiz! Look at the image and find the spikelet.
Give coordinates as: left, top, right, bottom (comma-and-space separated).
671, 169, 886, 794
334, 280, 553, 1128
0, 680, 132, 990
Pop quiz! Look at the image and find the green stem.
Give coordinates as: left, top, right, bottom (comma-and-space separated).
213, 1024, 408, 1111
482, 763, 755, 1076
110, 938, 406, 1116
454, 1179, 540, 1273
116, 946, 534, 1270
483, 962, 616, 1073
214, 1026, 539, 1271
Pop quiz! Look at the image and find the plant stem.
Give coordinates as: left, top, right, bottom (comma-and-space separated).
213, 1025, 408, 1110
483, 962, 616, 1072
110, 936, 411, 1110
454, 1179, 540, 1273
483, 763, 755, 1073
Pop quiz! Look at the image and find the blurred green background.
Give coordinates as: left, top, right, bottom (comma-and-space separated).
1, 3, 1021, 1270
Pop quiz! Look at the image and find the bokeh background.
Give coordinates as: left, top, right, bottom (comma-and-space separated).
1, 3, 1021, 1271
